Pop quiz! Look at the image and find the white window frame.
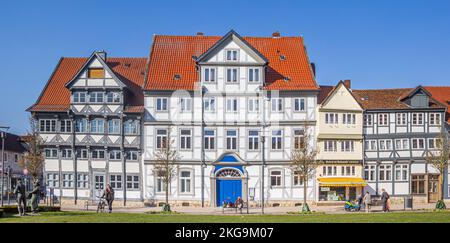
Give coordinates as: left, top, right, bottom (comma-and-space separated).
271, 98, 283, 112
179, 129, 192, 150
61, 148, 73, 159
379, 164, 392, 181
364, 114, 373, 126
294, 98, 306, 112
226, 67, 239, 83
179, 97, 192, 112
75, 119, 87, 133
429, 113, 441, 126
226, 130, 238, 151
126, 175, 140, 190
379, 139, 392, 151
271, 130, 283, 150
343, 114, 356, 125
226, 98, 238, 113
293, 170, 304, 187
106, 92, 121, 103
395, 164, 409, 181
110, 174, 123, 190
90, 119, 105, 134
73, 91, 86, 103
204, 129, 216, 150
39, 119, 57, 133
89, 92, 104, 103
247, 98, 260, 113
365, 140, 377, 151
155, 129, 168, 149
108, 119, 120, 134
412, 113, 424, 125
156, 97, 168, 111
203, 98, 216, 112
225, 49, 239, 61
45, 148, 58, 159
179, 170, 193, 194
378, 113, 389, 126
293, 129, 305, 150
126, 151, 138, 161
77, 174, 89, 189
248, 130, 259, 151
204, 68, 216, 82
395, 139, 410, 150
396, 113, 407, 125
46, 173, 60, 188
109, 150, 122, 160
364, 165, 376, 182
91, 149, 105, 159
411, 138, 425, 150
270, 170, 282, 187
248, 68, 260, 83
340, 140, 355, 152
325, 113, 338, 124
324, 140, 337, 152
76, 149, 88, 159
62, 173, 74, 188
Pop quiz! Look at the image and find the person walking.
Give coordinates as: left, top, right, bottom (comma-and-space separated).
380, 189, 390, 212
13, 178, 27, 216
101, 184, 115, 213
363, 191, 372, 213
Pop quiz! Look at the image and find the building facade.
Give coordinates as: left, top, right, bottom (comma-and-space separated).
142, 31, 320, 207
28, 52, 146, 205
353, 86, 448, 203
0, 132, 29, 193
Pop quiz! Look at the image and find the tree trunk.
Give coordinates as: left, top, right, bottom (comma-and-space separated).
440, 169, 445, 201
303, 178, 308, 206
165, 182, 169, 205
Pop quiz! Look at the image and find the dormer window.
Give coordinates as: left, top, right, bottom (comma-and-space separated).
88, 68, 105, 79
226, 50, 238, 61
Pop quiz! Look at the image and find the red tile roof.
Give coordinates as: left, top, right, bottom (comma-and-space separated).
28, 57, 147, 113
425, 86, 450, 123
144, 35, 319, 91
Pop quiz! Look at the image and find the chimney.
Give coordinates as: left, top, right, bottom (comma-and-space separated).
196, 32, 204, 36
97, 50, 107, 61
272, 31, 281, 38
343, 79, 351, 89
310, 63, 316, 77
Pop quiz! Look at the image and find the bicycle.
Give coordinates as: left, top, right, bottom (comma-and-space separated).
96, 197, 107, 213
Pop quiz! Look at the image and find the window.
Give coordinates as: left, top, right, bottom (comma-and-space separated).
396, 113, 407, 125
248, 68, 260, 82
364, 165, 376, 182
378, 113, 389, 126
411, 175, 426, 194
108, 119, 120, 134
395, 164, 408, 181
203, 98, 216, 112
395, 139, 409, 150
89, 92, 104, 103
110, 175, 122, 190
226, 98, 238, 112
88, 68, 104, 78
428, 138, 441, 150
323, 166, 338, 176
226, 68, 238, 83
180, 129, 192, 150
364, 114, 373, 126
61, 149, 72, 159
180, 98, 192, 112
379, 139, 392, 151
365, 140, 377, 151
90, 119, 105, 133
293, 171, 303, 186
248, 130, 259, 150
379, 165, 392, 181
124, 120, 138, 135
75, 119, 87, 133
293, 129, 305, 150
271, 98, 283, 112
156, 98, 168, 111
45, 149, 58, 159
46, 173, 59, 188
270, 170, 282, 187
204, 68, 216, 82
60, 120, 72, 133
248, 98, 260, 112
39, 119, 56, 132
226, 130, 238, 150
127, 175, 139, 189
126, 151, 138, 161
341, 140, 355, 152
343, 166, 356, 176
109, 150, 122, 160
226, 50, 238, 61
77, 174, 89, 189
271, 130, 283, 150
412, 113, 423, 125
204, 130, 215, 150
156, 129, 168, 149
91, 149, 105, 159
180, 171, 192, 193
294, 98, 306, 112
14, 154, 18, 163
343, 114, 356, 125
412, 138, 425, 149
106, 92, 121, 103
156, 172, 165, 193
73, 92, 86, 103
76, 149, 88, 159
429, 113, 441, 125
324, 140, 337, 152
325, 113, 338, 124
62, 173, 74, 188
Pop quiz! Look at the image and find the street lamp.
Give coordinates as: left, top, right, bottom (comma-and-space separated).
260, 133, 266, 214
1, 126, 10, 207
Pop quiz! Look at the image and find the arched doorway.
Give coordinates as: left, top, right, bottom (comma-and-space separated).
215, 168, 242, 206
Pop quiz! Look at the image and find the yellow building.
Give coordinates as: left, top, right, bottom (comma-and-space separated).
316, 80, 366, 203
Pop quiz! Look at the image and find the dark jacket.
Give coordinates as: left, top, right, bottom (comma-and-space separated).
102, 188, 115, 201
14, 182, 26, 196
381, 192, 390, 202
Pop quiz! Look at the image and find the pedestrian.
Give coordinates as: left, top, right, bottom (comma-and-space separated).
381, 189, 390, 212
234, 196, 244, 213
101, 184, 115, 213
363, 191, 372, 213
13, 178, 27, 216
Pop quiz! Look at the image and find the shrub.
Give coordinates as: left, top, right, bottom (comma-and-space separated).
0, 205, 61, 214
0, 209, 4, 217
436, 200, 447, 210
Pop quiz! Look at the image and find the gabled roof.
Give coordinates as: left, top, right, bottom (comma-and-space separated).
352, 87, 447, 110
424, 86, 450, 123
318, 81, 363, 110
144, 32, 319, 91
28, 57, 147, 113
0, 132, 27, 153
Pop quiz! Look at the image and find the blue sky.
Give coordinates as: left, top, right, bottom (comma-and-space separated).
1, 0, 449, 134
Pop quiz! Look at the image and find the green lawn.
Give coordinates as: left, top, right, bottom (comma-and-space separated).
1, 211, 450, 223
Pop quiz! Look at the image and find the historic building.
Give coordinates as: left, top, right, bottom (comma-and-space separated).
352, 86, 448, 203
28, 52, 146, 205
0, 132, 29, 192
316, 81, 365, 203
142, 30, 320, 207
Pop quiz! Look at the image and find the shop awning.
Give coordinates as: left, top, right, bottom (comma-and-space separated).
318, 177, 367, 187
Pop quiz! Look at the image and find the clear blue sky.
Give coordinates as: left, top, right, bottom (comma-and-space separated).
1, 0, 449, 134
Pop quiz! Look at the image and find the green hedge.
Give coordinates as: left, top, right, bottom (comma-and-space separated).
0, 209, 4, 217
0, 205, 61, 214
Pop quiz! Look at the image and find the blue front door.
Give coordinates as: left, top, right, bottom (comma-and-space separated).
216, 179, 242, 206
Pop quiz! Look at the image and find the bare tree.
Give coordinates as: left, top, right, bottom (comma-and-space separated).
152, 127, 180, 211
425, 130, 449, 209
290, 125, 319, 212
19, 117, 44, 180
